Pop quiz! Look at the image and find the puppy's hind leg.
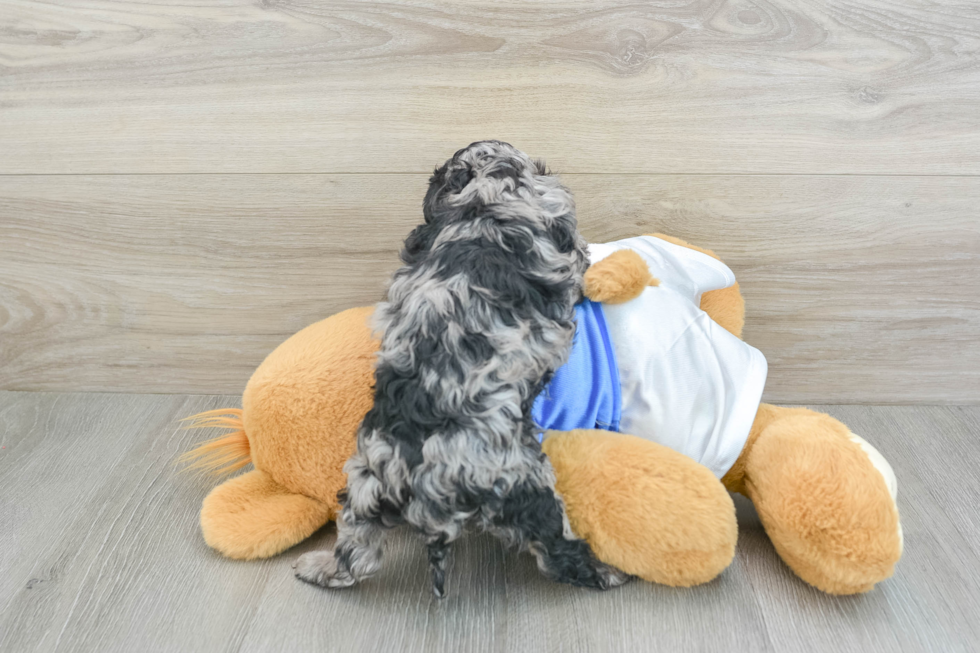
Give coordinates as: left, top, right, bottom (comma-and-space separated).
294, 512, 387, 589
404, 492, 466, 598
294, 449, 398, 589
494, 478, 631, 590
425, 533, 451, 598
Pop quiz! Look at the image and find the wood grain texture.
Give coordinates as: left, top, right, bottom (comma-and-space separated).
0, 392, 278, 653
1, 392, 979, 652
736, 404, 980, 653
1, 0, 979, 174
2, 174, 977, 402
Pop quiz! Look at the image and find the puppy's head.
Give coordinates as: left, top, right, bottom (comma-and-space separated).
423, 141, 545, 220
403, 141, 584, 265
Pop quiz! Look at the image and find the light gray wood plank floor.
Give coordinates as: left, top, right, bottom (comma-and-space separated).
1, 392, 977, 652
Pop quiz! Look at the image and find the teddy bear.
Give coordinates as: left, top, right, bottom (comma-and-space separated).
183, 233, 902, 595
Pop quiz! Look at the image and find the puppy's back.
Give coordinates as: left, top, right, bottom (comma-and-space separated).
365, 141, 589, 456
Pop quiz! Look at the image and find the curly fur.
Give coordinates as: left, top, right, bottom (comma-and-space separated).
294, 141, 629, 596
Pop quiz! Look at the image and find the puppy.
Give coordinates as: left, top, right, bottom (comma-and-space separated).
294, 141, 629, 596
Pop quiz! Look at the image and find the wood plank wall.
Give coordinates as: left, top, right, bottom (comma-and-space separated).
1, 1, 978, 402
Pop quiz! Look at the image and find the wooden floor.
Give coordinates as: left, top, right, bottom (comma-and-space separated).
0, 391, 977, 653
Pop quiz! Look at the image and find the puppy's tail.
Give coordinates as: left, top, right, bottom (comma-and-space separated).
178, 408, 251, 476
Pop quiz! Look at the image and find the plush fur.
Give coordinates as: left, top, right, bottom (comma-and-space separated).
184, 234, 902, 595
201, 469, 332, 560
542, 429, 737, 586
246, 306, 377, 508
189, 307, 376, 559
582, 248, 657, 304
293, 141, 626, 597
722, 404, 902, 594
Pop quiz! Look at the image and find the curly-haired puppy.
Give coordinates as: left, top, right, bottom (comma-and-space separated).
294, 140, 629, 596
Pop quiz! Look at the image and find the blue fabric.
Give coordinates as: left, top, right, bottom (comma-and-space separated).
532, 300, 621, 441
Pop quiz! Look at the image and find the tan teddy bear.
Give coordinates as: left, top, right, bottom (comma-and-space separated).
184, 234, 901, 594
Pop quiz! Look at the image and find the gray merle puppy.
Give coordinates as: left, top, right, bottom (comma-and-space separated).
294, 140, 629, 596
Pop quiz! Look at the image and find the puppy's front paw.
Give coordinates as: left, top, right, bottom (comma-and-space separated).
293, 551, 356, 589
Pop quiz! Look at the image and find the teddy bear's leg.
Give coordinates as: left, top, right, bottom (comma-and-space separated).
723, 404, 902, 594
201, 469, 334, 560
543, 429, 738, 587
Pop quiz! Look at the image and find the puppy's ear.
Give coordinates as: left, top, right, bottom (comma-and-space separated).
401, 222, 436, 264
423, 161, 475, 225
548, 215, 577, 254
422, 165, 447, 224
446, 164, 474, 193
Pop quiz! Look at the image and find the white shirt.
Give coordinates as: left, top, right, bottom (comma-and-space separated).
589, 236, 768, 478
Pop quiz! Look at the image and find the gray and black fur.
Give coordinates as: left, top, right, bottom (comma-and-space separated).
294, 141, 629, 596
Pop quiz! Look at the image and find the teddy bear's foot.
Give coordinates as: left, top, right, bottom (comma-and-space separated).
201, 469, 334, 560
543, 429, 737, 587
741, 409, 902, 595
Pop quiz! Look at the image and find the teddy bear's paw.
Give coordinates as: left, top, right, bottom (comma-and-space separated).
293, 550, 356, 588
583, 249, 654, 304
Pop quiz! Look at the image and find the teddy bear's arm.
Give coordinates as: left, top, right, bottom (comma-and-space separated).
583, 249, 658, 304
